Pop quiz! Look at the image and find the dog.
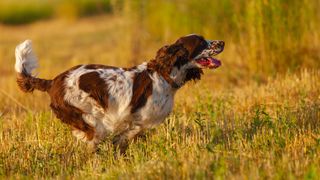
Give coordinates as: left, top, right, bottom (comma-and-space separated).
15, 34, 224, 153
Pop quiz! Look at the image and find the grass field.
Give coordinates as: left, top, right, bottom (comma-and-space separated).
0, 1, 320, 179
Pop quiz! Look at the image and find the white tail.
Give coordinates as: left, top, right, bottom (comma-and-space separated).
15, 40, 38, 75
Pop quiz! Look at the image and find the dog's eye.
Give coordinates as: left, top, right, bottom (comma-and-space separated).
200, 41, 207, 46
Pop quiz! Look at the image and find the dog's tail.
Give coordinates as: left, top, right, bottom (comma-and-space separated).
15, 40, 52, 93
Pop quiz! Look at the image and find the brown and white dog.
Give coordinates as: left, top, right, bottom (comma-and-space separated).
15, 34, 224, 153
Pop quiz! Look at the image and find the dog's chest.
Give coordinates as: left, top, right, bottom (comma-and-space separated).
138, 78, 175, 128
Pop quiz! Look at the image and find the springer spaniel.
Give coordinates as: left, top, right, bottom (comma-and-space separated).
15, 34, 224, 153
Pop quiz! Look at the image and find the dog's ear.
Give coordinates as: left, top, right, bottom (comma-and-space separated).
150, 43, 189, 74
160, 44, 188, 68
156, 45, 169, 59
156, 45, 170, 59
156, 44, 188, 59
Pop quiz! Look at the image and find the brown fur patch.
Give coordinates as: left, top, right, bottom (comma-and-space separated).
148, 44, 189, 75
130, 70, 153, 113
147, 44, 189, 88
78, 71, 109, 109
16, 72, 52, 92
48, 65, 95, 140
175, 35, 208, 58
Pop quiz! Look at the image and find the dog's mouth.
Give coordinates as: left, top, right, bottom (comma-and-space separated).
195, 57, 221, 69
194, 40, 224, 69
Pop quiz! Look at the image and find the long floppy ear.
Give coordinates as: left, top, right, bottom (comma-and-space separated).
156, 44, 187, 59
149, 43, 189, 75
156, 45, 169, 59
155, 44, 189, 66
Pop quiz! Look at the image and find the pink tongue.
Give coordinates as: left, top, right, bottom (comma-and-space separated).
196, 57, 222, 68
208, 57, 221, 68
210, 58, 221, 66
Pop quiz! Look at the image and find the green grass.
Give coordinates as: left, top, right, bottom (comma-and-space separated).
0, 1, 52, 25
0, 0, 112, 25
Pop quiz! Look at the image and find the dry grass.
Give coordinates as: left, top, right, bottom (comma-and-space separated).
0, 15, 319, 179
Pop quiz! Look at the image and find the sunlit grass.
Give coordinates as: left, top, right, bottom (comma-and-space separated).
1, 67, 319, 178
0, 1, 319, 178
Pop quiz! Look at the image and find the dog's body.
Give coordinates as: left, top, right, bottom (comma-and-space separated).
15, 34, 224, 153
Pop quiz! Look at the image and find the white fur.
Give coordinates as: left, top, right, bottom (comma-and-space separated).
63, 63, 176, 145
170, 62, 198, 86
139, 72, 175, 128
15, 40, 38, 75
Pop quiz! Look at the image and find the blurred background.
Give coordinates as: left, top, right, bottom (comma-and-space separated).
0, 0, 319, 87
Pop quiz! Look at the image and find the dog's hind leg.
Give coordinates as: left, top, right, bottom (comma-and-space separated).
50, 103, 98, 149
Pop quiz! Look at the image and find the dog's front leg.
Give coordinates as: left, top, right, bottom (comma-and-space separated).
112, 125, 142, 155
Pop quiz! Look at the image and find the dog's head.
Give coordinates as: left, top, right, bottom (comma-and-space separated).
151, 34, 224, 86
174, 34, 224, 69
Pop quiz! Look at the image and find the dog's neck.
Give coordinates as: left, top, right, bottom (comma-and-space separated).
146, 63, 201, 90
146, 64, 181, 89
169, 66, 191, 88
169, 65, 203, 88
